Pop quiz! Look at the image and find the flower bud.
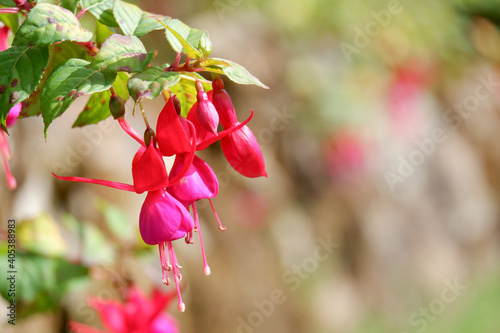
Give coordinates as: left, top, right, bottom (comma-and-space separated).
109, 95, 125, 119
211, 77, 238, 128
195, 80, 219, 134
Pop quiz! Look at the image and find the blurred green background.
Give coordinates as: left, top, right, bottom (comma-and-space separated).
3, 0, 500, 332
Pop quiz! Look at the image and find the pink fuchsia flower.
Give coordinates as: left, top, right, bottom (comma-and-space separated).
69, 285, 180, 333
140, 189, 194, 311
167, 154, 225, 276
211, 77, 267, 178
324, 130, 365, 182
55, 94, 254, 311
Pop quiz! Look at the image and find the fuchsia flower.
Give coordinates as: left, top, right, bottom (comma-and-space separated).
211, 77, 267, 178
0, 25, 20, 190
54, 87, 256, 312
69, 285, 180, 333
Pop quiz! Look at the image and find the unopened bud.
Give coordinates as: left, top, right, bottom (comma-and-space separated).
144, 127, 156, 147
195, 80, 219, 134
172, 95, 182, 115
109, 95, 125, 119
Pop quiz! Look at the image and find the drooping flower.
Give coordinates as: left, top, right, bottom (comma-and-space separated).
54, 92, 258, 312
167, 154, 225, 276
69, 285, 180, 333
211, 77, 267, 178
140, 189, 194, 311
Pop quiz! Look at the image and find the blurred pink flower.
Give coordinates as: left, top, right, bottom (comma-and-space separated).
69, 286, 180, 333
387, 60, 433, 142
324, 131, 365, 182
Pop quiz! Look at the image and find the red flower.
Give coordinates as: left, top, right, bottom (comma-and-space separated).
69, 286, 180, 333
54, 90, 260, 311
211, 77, 267, 178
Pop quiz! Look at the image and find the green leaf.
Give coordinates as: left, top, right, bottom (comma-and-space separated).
169, 73, 211, 117
17, 214, 66, 257
134, 13, 170, 37
95, 19, 113, 47
0, 12, 19, 32
113, 70, 130, 100
21, 42, 90, 118
160, 19, 203, 59
62, 0, 80, 13
0, 0, 15, 6
82, 223, 116, 265
41, 58, 116, 134
73, 71, 129, 127
13, 3, 92, 46
199, 58, 230, 68
81, 0, 117, 27
90, 34, 156, 72
209, 58, 269, 89
97, 199, 135, 242
128, 66, 180, 101
187, 28, 212, 56
0, 46, 49, 127
113, 0, 142, 36
0, 251, 88, 318
73, 90, 112, 127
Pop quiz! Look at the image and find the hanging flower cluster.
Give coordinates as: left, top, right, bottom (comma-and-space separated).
55, 77, 266, 312
69, 285, 180, 333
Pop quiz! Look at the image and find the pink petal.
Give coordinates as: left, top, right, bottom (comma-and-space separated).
139, 190, 193, 245
0, 26, 9, 52
168, 155, 218, 203
68, 322, 108, 333
6, 104, 21, 128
